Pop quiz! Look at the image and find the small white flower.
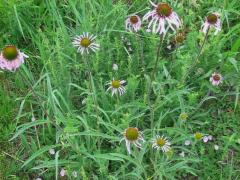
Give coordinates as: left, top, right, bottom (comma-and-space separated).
179, 151, 185, 157
106, 79, 126, 96
72, 32, 100, 54
35, 178, 42, 180
152, 135, 171, 152
82, 98, 87, 105
126, 15, 142, 32
112, 64, 118, 71
60, 168, 66, 177
0, 45, 28, 71
72, 171, 78, 178
203, 136, 209, 143
208, 135, 213, 141
201, 13, 221, 35
184, 140, 191, 146
120, 127, 145, 154
214, 144, 219, 150
167, 45, 172, 50
143, 1, 181, 35
210, 72, 223, 86
49, 148, 55, 155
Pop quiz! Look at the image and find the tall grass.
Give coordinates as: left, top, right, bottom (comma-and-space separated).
0, 0, 240, 179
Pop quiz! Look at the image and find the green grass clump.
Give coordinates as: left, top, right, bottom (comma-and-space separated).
0, 0, 240, 179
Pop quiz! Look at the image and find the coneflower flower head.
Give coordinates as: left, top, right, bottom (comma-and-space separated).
106, 79, 126, 96
0, 45, 28, 71
125, 15, 142, 32
175, 33, 185, 44
201, 13, 221, 35
143, 1, 181, 35
152, 135, 171, 152
72, 32, 100, 54
210, 72, 223, 86
121, 127, 145, 154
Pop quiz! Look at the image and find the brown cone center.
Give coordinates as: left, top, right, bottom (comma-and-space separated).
125, 127, 139, 141
156, 138, 166, 147
130, 16, 139, 24
112, 80, 121, 88
80, 38, 91, 48
2, 45, 18, 61
213, 74, 220, 81
156, 3, 172, 17
175, 33, 184, 43
207, 14, 218, 24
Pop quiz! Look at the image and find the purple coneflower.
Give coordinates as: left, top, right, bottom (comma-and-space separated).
143, 1, 181, 35
210, 72, 223, 86
201, 13, 221, 35
125, 15, 142, 32
0, 45, 28, 71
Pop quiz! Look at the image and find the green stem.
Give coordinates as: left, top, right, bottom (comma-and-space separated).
151, 36, 163, 80
135, 33, 146, 94
147, 36, 163, 130
183, 28, 209, 81
83, 55, 100, 132
135, 34, 146, 77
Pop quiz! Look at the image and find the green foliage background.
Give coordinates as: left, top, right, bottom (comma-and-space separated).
0, 0, 240, 179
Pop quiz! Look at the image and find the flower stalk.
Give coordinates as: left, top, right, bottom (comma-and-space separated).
83, 55, 100, 129
183, 28, 209, 81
